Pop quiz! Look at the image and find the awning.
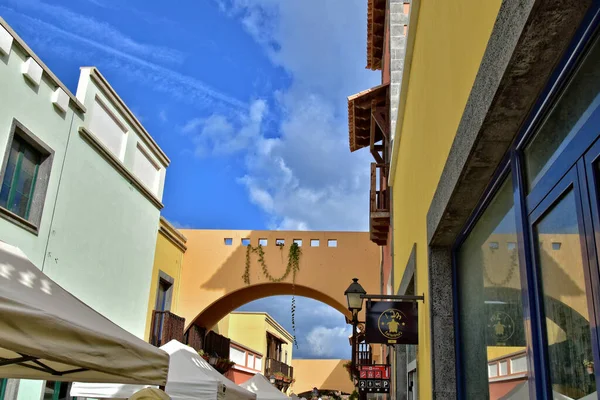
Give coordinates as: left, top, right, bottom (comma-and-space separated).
71, 340, 257, 400
366, 0, 386, 70
347, 83, 389, 152
0, 241, 169, 384
239, 374, 289, 400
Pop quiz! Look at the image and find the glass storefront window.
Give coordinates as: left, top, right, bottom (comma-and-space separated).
524, 36, 600, 192
457, 175, 531, 399
532, 189, 596, 399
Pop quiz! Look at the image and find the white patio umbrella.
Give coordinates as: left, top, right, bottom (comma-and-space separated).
239, 374, 289, 400
0, 241, 169, 384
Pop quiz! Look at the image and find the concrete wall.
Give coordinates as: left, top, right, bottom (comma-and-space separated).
177, 230, 380, 329
0, 27, 79, 269
389, 0, 502, 398
291, 359, 354, 395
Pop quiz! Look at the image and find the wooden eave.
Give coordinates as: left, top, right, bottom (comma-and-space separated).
347, 83, 389, 152
366, 0, 386, 70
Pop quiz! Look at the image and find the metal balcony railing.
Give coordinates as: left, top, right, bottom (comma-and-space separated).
150, 310, 185, 347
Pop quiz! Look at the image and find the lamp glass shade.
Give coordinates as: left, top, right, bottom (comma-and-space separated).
344, 278, 366, 312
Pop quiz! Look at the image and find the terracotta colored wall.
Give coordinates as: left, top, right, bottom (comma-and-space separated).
177, 230, 380, 329
226, 369, 255, 384
291, 359, 354, 395
489, 378, 527, 400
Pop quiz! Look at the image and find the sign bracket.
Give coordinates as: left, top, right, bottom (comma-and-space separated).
361, 293, 425, 303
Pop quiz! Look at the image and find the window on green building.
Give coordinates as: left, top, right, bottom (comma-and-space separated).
0, 134, 42, 220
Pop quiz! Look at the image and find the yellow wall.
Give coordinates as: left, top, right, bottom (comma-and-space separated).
144, 218, 187, 341
217, 312, 294, 375
291, 359, 354, 395
390, 1, 502, 398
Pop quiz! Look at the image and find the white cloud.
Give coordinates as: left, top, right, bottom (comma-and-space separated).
159, 110, 168, 123
306, 326, 352, 358
211, 0, 378, 231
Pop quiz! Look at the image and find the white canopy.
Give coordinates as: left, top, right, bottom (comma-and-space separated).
239, 374, 289, 400
72, 341, 257, 400
0, 241, 169, 385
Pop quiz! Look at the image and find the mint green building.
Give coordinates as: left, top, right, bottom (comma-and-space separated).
0, 18, 170, 400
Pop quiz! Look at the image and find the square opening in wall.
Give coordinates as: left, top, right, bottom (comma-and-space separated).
310, 239, 320, 247
488, 241, 499, 250
276, 239, 285, 246
293, 239, 303, 247
242, 238, 250, 246
224, 238, 233, 246
327, 239, 338, 247
552, 242, 562, 250
259, 238, 267, 246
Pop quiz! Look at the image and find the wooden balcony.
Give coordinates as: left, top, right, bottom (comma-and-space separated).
204, 330, 231, 359
150, 310, 185, 347
265, 357, 294, 378
370, 163, 390, 245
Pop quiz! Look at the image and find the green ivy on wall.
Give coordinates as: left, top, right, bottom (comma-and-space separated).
242, 242, 302, 348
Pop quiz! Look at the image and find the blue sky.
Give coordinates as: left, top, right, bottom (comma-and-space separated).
0, 0, 379, 358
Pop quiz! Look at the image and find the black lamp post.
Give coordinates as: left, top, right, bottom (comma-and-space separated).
345, 278, 366, 382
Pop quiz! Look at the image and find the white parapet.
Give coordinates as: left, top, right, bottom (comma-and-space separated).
0, 24, 12, 56
52, 87, 69, 112
22, 57, 43, 86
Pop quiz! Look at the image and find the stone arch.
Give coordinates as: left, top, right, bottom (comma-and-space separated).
188, 282, 350, 330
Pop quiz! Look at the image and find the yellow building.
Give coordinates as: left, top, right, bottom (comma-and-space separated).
144, 217, 187, 343
216, 312, 294, 387
383, 0, 600, 399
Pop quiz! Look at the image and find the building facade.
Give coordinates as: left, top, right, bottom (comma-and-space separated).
216, 312, 295, 386
0, 18, 169, 400
388, 0, 600, 399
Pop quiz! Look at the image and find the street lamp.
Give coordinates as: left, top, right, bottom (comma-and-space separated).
345, 278, 366, 386
344, 278, 366, 319
270, 375, 276, 384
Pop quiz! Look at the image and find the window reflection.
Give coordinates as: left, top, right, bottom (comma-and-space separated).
458, 175, 530, 399
533, 190, 596, 399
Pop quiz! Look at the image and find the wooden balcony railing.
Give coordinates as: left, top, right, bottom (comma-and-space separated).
150, 310, 185, 347
370, 163, 390, 245
204, 330, 230, 359
265, 357, 294, 378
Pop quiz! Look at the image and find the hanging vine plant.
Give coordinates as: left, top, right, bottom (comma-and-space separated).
242, 242, 302, 348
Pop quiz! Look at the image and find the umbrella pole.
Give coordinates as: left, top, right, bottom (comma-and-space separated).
159, 386, 165, 391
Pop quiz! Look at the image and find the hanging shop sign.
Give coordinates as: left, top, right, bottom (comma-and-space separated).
365, 301, 418, 345
358, 365, 390, 394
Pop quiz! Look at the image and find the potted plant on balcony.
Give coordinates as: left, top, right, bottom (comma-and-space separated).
197, 350, 210, 362
214, 357, 236, 374
274, 372, 285, 381
584, 360, 594, 375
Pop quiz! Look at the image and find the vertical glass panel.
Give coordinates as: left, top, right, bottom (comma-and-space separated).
458, 175, 531, 399
533, 189, 596, 399
0, 140, 20, 209
525, 36, 600, 192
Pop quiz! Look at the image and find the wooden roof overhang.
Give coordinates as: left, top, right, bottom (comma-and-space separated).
366, 0, 386, 70
347, 83, 390, 162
